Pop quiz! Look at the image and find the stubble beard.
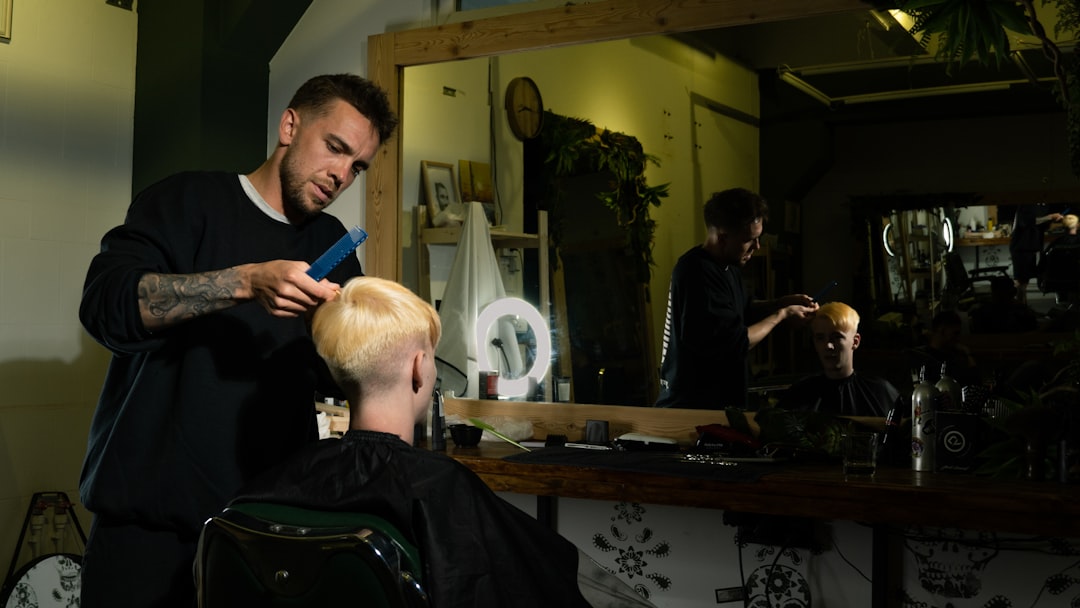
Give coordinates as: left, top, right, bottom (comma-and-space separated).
279, 148, 324, 224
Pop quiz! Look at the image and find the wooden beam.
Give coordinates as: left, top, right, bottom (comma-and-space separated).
365, 31, 403, 280
391, 0, 870, 67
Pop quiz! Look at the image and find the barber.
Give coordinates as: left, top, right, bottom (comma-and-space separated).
655, 188, 817, 409
78, 74, 398, 607
1011, 205, 1063, 304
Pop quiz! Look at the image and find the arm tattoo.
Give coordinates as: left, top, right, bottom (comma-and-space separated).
138, 269, 242, 330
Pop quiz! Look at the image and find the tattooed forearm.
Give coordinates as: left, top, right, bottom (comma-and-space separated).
138, 270, 243, 330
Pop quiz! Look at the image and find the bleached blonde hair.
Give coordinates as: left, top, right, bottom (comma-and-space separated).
311, 277, 441, 397
814, 301, 859, 334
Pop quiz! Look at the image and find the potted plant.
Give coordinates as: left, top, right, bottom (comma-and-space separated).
536, 111, 669, 283
978, 331, 1080, 480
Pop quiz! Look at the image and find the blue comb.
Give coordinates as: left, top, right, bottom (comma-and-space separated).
306, 226, 368, 281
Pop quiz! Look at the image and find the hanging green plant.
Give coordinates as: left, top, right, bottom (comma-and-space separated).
897, 0, 1032, 69
1048, 0, 1080, 176
538, 111, 669, 283
893, 0, 1080, 173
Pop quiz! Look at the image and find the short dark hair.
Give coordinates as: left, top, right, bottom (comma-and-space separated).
703, 188, 768, 231
288, 74, 399, 144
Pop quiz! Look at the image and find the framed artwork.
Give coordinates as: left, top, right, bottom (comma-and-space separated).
421, 160, 460, 224
459, 160, 496, 225
1, 0, 11, 41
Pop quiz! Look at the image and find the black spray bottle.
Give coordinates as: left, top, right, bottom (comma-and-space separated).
430, 387, 447, 451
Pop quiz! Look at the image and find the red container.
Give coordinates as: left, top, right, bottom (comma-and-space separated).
479, 370, 499, 399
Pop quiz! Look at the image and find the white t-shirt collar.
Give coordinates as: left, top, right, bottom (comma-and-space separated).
238, 174, 289, 224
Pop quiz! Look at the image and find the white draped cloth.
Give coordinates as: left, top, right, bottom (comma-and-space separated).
434, 202, 522, 398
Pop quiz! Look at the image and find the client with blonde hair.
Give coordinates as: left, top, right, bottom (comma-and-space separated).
777, 301, 900, 417
232, 277, 652, 608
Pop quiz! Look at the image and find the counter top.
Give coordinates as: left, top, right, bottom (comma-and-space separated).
325, 397, 1080, 537
447, 442, 1080, 537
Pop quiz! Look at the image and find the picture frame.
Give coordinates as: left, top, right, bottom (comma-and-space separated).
1, 0, 11, 41
421, 160, 461, 225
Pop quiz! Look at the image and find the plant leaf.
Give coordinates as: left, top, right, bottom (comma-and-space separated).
468, 418, 531, 451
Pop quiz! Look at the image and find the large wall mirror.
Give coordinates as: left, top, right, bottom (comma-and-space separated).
365, 0, 1077, 405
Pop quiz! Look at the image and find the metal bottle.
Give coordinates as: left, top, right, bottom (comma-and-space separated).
430, 388, 447, 451
934, 363, 962, 413
911, 366, 939, 471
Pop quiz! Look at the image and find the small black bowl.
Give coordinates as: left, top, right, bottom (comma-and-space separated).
449, 424, 483, 447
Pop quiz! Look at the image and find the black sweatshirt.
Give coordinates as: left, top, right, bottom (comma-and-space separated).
79, 171, 362, 535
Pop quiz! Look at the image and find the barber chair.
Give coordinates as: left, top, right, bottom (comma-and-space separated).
195, 502, 428, 608
943, 252, 1008, 307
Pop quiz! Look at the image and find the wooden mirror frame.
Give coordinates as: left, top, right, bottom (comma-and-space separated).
362, 0, 868, 280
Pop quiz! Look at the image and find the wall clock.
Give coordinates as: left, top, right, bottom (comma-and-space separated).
504, 77, 544, 140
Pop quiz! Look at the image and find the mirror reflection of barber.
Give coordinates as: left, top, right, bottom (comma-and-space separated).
655, 188, 818, 410
1010, 205, 1063, 304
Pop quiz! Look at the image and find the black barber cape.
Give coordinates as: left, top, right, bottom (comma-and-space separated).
776, 372, 898, 417
233, 430, 590, 608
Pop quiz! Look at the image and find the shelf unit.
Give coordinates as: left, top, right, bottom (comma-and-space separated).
415, 206, 548, 306
883, 210, 944, 321
415, 206, 556, 397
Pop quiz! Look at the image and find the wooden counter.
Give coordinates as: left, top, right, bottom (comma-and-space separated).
448, 442, 1080, 538
958, 235, 1010, 247
435, 399, 1077, 608
328, 398, 1078, 536
441, 397, 883, 442
436, 399, 1078, 538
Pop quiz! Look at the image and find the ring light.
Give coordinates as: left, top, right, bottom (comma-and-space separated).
476, 298, 551, 397
882, 223, 896, 257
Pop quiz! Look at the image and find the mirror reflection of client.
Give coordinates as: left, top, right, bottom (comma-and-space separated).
232, 277, 654, 608
777, 302, 900, 417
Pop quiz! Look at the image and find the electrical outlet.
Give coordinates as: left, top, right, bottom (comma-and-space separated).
715, 586, 745, 603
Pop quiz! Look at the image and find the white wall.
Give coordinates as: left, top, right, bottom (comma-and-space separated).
0, 0, 137, 578
0, 0, 433, 582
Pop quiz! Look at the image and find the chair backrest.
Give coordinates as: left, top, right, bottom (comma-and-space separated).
943, 252, 973, 296
195, 502, 428, 608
